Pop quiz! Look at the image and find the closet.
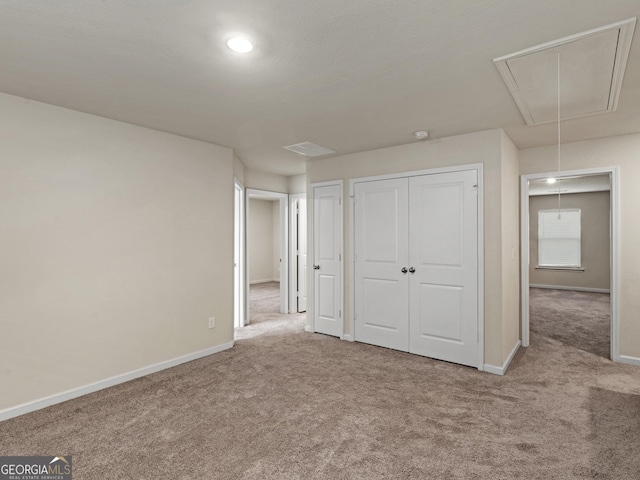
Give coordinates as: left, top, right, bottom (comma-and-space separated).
353, 169, 479, 367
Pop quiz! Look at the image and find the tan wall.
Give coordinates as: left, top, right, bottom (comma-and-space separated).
287, 174, 307, 194
245, 168, 288, 193
233, 153, 246, 185
0, 93, 234, 411
249, 199, 276, 283
500, 131, 521, 358
307, 129, 517, 368
529, 192, 610, 290
520, 133, 640, 360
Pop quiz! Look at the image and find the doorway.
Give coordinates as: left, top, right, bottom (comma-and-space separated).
245, 189, 289, 324
520, 167, 620, 360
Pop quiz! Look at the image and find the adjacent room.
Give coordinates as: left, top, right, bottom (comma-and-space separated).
527, 175, 612, 359
1, 1, 640, 478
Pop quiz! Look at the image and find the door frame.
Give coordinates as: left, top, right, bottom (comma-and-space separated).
520, 166, 620, 360
289, 193, 306, 313
349, 163, 484, 369
246, 189, 289, 320
308, 180, 344, 336
233, 178, 246, 329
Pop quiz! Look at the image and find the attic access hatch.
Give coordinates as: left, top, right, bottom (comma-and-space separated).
494, 18, 636, 126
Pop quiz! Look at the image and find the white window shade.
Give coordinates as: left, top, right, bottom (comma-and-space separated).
538, 208, 581, 267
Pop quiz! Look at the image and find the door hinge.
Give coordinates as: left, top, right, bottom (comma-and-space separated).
339, 309, 342, 318
339, 253, 342, 261
339, 197, 342, 206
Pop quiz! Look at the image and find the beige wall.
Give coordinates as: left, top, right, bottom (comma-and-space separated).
233, 153, 246, 185
249, 199, 276, 283
245, 168, 288, 193
529, 192, 610, 290
0, 93, 234, 411
500, 131, 521, 358
307, 129, 520, 368
520, 133, 640, 360
287, 173, 307, 194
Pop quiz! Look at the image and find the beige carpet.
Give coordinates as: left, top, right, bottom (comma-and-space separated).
1, 286, 640, 479
530, 287, 610, 359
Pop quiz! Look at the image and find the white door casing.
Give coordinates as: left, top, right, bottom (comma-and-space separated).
408, 171, 478, 367
354, 178, 410, 351
297, 197, 308, 312
313, 183, 342, 338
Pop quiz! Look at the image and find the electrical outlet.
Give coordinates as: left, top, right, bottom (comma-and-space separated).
208, 317, 215, 329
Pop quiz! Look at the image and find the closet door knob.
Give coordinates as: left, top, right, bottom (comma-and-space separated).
409, 267, 416, 273
401, 267, 408, 273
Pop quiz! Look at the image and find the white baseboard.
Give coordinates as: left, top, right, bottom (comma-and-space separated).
304, 326, 313, 333
530, 284, 610, 294
0, 341, 234, 422
617, 354, 640, 367
342, 334, 354, 342
484, 340, 521, 376
249, 279, 279, 285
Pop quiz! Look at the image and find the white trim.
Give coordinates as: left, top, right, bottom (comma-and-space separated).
289, 193, 305, 314
0, 342, 234, 422
618, 355, 640, 367
484, 340, 521, 376
349, 163, 484, 369
233, 178, 246, 330
521, 166, 620, 360
343, 333, 354, 342
530, 284, 610, 294
310, 180, 344, 337
304, 325, 313, 333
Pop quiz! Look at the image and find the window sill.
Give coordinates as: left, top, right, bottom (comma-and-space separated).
535, 266, 584, 272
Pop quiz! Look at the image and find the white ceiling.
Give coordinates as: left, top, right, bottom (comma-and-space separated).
1, 1, 639, 176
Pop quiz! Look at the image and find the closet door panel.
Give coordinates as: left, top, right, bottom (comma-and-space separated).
354, 178, 409, 351
408, 170, 479, 367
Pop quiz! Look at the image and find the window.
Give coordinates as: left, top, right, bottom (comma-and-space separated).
538, 208, 581, 268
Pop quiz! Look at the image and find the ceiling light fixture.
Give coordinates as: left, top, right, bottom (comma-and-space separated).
414, 130, 429, 140
546, 178, 557, 184
227, 36, 253, 53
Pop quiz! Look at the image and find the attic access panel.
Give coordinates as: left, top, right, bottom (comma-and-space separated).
494, 18, 636, 126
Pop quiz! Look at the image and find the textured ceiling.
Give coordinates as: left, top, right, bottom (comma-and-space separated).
1, 0, 639, 176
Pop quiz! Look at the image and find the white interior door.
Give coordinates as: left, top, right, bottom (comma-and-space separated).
313, 184, 342, 337
408, 170, 478, 367
297, 197, 308, 312
354, 178, 409, 351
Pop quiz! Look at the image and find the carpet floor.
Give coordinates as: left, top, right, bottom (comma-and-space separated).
1, 285, 639, 479
530, 287, 610, 359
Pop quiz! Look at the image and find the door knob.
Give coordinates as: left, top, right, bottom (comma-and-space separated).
409, 267, 416, 273
401, 267, 408, 273
313, 265, 320, 270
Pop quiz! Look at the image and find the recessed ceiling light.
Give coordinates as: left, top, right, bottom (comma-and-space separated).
414, 130, 429, 140
227, 36, 253, 53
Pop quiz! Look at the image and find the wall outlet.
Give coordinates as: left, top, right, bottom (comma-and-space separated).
208, 317, 215, 329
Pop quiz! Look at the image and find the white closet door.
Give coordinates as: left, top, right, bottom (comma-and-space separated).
354, 178, 409, 351
313, 184, 342, 337
408, 170, 478, 367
